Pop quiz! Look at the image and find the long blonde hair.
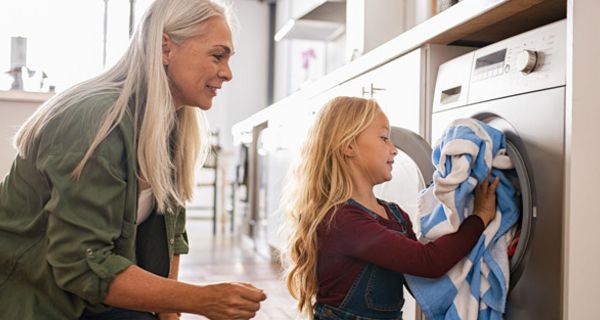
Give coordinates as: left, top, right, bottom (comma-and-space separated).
282, 96, 382, 316
14, 0, 230, 211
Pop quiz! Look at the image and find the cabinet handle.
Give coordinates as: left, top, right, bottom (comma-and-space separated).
370, 83, 386, 95
361, 86, 369, 98
361, 83, 386, 98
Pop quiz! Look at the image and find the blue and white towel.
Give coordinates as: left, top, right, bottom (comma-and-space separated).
404, 118, 519, 320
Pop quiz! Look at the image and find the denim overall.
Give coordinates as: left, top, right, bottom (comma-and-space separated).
314, 199, 410, 320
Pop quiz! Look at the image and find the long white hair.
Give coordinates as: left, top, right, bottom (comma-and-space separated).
14, 0, 231, 211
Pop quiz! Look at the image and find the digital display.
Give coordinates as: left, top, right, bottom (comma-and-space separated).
475, 49, 507, 69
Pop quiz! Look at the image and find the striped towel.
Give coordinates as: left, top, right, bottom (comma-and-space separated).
404, 118, 519, 320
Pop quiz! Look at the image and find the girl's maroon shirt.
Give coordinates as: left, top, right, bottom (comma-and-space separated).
316, 201, 484, 307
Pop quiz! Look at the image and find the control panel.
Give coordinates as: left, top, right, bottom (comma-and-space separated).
433, 19, 566, 112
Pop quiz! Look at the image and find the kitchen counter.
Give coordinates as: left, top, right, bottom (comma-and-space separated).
0, 90, 54, 103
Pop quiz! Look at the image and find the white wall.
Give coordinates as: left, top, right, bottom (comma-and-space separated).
564, 1, 600, 318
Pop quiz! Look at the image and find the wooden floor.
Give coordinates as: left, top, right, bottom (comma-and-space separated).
179, 219, 299, 319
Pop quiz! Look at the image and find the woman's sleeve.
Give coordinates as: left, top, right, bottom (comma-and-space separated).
327, 206, 484, 278
173, 207, 189, 255
40, 151, 134, 304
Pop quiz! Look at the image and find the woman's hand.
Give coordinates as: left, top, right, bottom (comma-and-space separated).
159, 312, 180, 320
473, 173, 500, 228
197, 282, 267, 320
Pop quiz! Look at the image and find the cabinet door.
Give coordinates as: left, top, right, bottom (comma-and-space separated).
364, 50, 423, 132
264, 116, 294, 252
334, 49, 424, 133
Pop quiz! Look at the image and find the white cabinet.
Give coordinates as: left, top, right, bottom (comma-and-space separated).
336, 45, 473, 141
346, 0, 435, 61
263, 99, 311, 253
346, 0, 408, 59
339, 49, 423, 132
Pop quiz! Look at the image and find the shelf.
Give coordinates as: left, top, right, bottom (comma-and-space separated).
275, 0, 345, 41
433, 0, 566, 46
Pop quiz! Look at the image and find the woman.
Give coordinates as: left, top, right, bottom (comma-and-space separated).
0, 0, 265, 319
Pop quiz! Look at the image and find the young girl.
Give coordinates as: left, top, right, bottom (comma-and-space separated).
283, 96, 498, 319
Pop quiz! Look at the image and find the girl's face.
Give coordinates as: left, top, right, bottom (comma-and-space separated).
349, 112, 398, 186
163, 15, 234, 109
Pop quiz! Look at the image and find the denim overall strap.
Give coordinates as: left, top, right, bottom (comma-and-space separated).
382, 200, 409, 234
346, 199, 408, 234
314, 199, 407, 320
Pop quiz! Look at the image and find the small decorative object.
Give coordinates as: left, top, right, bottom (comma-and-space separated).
8, 37, 27, 90
301, 48, 317, 81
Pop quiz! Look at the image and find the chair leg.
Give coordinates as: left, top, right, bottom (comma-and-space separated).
212, 164, 218, 236
230, 183, 235, 232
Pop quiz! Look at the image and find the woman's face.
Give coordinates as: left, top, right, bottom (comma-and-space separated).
163, 15, 234, 109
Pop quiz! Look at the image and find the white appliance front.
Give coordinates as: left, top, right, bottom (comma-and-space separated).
382, 19, 566, 319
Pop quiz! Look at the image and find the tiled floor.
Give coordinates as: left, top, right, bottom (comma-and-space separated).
179, 218, 299, 319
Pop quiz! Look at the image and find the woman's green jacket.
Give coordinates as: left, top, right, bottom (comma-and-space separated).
0, 94, 189, 319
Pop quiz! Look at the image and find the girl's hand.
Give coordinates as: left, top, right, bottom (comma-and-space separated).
473, 173, 500, 227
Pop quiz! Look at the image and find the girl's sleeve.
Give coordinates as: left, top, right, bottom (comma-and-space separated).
327, 206, 484, 278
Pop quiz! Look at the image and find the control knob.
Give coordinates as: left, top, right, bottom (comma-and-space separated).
516, 50, 538, 74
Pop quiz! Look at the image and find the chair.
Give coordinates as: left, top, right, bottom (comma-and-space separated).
186, 130, 235, 235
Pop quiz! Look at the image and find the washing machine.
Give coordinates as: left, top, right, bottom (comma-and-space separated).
380, 19, 566, 319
